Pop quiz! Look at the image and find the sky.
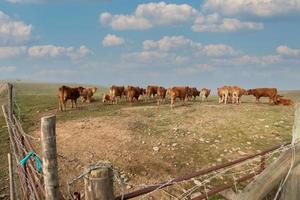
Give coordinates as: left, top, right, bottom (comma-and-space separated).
0, 0, 300, 89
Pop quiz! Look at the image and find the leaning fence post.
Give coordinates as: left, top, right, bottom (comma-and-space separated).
280, 104, 300, 200
7, 83, 13, 122
7, 153, 15, 200
41, 115, 60, 200
84, 163, 115, 200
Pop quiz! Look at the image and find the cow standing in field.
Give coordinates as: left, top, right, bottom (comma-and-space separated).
200, 88, 211, 102
232, 86, 247, 104
146, 85, 158, 101
110, 85, 125, 104
247, 88, 278, 104
127, 86, 146, 104
58, 85, 84, 111
217, 86, 230, 104
169, 86, 189, 108
157, 86, 167, 105
188, 87, 200, 101
81, 87, 97, 103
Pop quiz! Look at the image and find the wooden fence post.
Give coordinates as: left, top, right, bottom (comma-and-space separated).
41, 115, 60, 200
7, 153, 15, 200
280, 103, 300, 200
236, 104, 300, 200
7, 83, 13, 122
84, 164, 115, 200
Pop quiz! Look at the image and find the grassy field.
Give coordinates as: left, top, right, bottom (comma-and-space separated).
0, 82, 299, 199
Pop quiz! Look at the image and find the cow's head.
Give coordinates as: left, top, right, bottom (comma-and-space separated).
91, 87, 97, 94
246, 89, 253, 95
78, 87, 85, 95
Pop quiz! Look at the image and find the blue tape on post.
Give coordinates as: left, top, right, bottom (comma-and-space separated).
19, 151, 42, 173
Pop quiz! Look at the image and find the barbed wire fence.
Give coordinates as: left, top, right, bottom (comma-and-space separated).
1, 83, 45, 200
1, 82, 298, 200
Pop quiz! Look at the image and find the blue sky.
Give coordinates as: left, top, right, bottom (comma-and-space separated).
0, 0, 300, 89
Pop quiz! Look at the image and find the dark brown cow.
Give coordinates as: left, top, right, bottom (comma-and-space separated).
81, 87, 97, 103
189, 87, 200, 100
146, 85, 158, 101
169, 86, 189, 108
247, 88, 278, 104
275, 95, 294, 106
200, 88, 211, 102
127, 86, 146, 103
157, 86, 167, 105
110, 85, 125, 104
58, 85, 84, 111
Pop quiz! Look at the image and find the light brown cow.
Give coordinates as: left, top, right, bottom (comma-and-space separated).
275, 95, 294, 106
232, 86, 247, 104
110, 85, 125, 104
169, 86, 189, 108
146, 85, 158, 101
157, 86, 167, 105
200, 88, 211, 102
102, 93, 116, 104
217, 86, 230, 104
81, 87, 97, 103
247, 88, 278, 104
58, 85, 84, 111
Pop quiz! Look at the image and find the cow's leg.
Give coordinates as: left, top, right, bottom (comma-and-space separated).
58, 97, 62, 111
63, 100, 67, 111
256, 97, 260, 103
75, 99, 78, 109
224, 93, 228, 104
171, 97, 175, 108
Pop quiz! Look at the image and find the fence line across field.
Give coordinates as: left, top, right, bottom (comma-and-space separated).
2, 82, 300, 200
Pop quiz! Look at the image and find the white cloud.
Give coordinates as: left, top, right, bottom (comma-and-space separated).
135, 2, 198, 25
173, 56, 189, 64
213, 54, 282, 66
0, 11, 32, 45
142, 35, 238, 57
192, 13, 264, 32
276, 45, 300, 56
28, 44, 91, 60
122, 51, 170, 63
102, 34, 125, 47
201, 44, 240, 57
0, 66, 16, 73
100, 2, 198, 30
143, 36, 201, 51
203, 0, 300, 17
0, 46, 27, 59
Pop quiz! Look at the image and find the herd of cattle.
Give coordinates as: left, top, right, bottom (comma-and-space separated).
58, 85, 294, 111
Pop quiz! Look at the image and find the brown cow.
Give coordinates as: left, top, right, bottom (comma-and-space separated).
247, 88, 278, 104
188, 87, 200, 100
146, 85, 158, 101
58, 85, 84, 111
200, 88, 211, 102
157, 86, 167, 105
275, 95, 294, 106
102, 93, 116, 104
81, 87, 97, 103
127, 86, 146, 103
110, 85, 125, 104
169, 86, 189, 108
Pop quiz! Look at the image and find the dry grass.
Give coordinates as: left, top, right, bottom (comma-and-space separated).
0, 82, 299, 199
